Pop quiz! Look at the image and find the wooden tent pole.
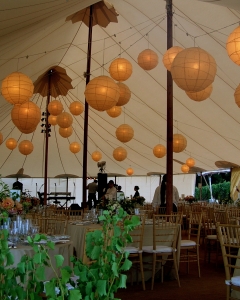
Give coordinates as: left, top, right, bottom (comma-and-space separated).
82, 5, 93, 208
166, 0, 173, 214
43, 69, 52, 205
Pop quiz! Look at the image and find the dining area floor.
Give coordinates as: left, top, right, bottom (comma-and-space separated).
116, 240, 226, 300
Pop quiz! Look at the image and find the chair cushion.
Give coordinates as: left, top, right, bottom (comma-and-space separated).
225, 276, 240, 287
125, 246, 142, 254
142, 245, 175, 253
206, 235, 217, 240
181, 240, 196, 247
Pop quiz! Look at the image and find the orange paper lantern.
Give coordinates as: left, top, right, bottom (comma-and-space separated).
186, 84, 213, 102
126, 168, 134, 176
11, 102, 41, 132
171, 47, 217, 92
48, 115, 58, 126
109, 58, 133, 82
186, 157, 195, 167
106, 106, 122, 118
181, 164, 189, 173
226, 26, 240, 66
20, 127, 36, 134
162, 46, 184, 71
18, 140, 33, 155
85, 76, 120, 111
59, 126, 73, 138
1, 72, 34, 105
48, 100, 63, 116
153, 144, 166, 158
173, 134, 187, 153
69, 142, 81, 153
92, 151, 102, 162
69, 101, 84, 115
138, 49, 159, 70
113, 147, 127, 161
6, 138, 17, 150
116, 124, 134, 143
116, 82, 131, 106
57, 112, 73, 128
0, 132, 3, 145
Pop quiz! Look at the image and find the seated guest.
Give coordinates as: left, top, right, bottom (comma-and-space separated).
104, 180, 117, 200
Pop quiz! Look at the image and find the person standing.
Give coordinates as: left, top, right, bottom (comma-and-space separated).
152, 174, 179, 212
133, 186, 140, 198
105, 180, 117, 200
87, 179, 98, 209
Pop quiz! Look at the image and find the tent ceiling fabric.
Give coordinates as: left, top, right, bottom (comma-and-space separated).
1, 0, 240, 177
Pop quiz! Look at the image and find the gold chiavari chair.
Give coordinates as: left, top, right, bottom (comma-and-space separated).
67, 209, 82, 221
143, 214, 180, 290
180, 211, 202, 277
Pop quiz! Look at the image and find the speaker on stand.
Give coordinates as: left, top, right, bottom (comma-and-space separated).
97, 173, 107, 200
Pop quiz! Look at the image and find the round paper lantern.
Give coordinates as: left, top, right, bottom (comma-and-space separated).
11, 102, 41, 131
18, 140, 33, 155
0, 132, 3, 145
1, 72, 34, 105
116, 82, 131, 106
186, 157, 195, 167
173, 134, 187, 153
181, 164, 189, 173
153, 144, 166, 158
69, 101, 84, 115
171, 47, 217, 92
48, 100, 63, 116
226, 26, 240, 65
113, 147, 127, 161
6, 138, 17, 150
20, 127, 36, 134
69, 142, 81, 153
234, 84, 240, 107
137, 49, 159, 70
186, 84, 213, 102
59, 126, 73, 138
57, 112, 73, 128
162, 46, 184, 71
92, 151, 102, 162
85, 76, 120, 111
116, 124, 134, 143
126, 167, 134, 176
106, 106, 122, 118
48, 115, 58, 126
109, 58, 133, 82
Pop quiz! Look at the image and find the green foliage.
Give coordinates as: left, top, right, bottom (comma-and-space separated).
0, 176, 10, 200
0, 207, 139, 299
194, 181, 232, 204
72, 208, 140, 300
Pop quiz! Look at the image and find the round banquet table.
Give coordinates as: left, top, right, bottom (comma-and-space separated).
10, 241, 72, 280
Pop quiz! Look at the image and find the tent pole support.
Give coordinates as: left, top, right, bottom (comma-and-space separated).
43, 69, 52, 206
82, 4, 93, 209
166, 0, 173, 214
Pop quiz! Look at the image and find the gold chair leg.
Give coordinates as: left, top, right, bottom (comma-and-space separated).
197, 246, 201, 278
139, 253, 145, 291
173, 252, 181, 287
151, 253, 156, 290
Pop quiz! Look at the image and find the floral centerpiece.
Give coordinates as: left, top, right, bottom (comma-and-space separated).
184, 195, 196, 204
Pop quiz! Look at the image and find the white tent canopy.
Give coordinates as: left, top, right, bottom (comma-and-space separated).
1, 0, 240, 178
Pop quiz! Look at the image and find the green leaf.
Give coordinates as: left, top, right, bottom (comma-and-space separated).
33, 234, 41, 242
111, 262, 118, 277
96, 280, 107, 296
45, 281, 56, 298
69, 289, 82, 300
35, 265, 46, 281
131, 215, 140, 226
17, 261, 26, 274
47, 241, 55, 250
118, 274, 127, 288
114, 225, 121, 237
27, 236, 33, 244
120, 258, 132, 271
79, 270, 88, 282
86, 281, 93, 295
33, 252, 42, 264
55, 254, 64, 268
90, 245, 101, 259
61, 268, 70, 284
6, 252, 14, 266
